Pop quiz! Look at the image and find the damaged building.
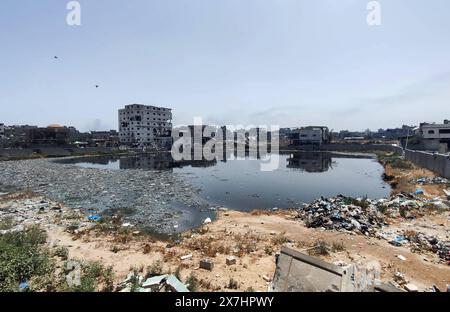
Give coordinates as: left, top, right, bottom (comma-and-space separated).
90, 130, 120, 147
26, 124, 70, 146
291, 126, 330, 146
418, 120, 450, 153
118, 104, 173, 149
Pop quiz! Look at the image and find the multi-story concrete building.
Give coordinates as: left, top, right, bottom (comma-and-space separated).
291, 126, 330, 146
118, 104, 173, 149
26, 124, 70, 146
90, 130, 119, 147
418, 120, 450, 152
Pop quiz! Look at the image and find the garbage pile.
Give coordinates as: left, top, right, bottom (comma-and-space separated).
297, 195, 386, 236
410, 177, 449, 185
404, 233, 450, 261
297, 193, 449, 237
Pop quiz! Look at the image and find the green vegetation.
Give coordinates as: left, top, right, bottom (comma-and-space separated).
0, 225, 115, 292
53, 246, 69, 260
0, 217, 15, 231
0, 226, 53, 292
378, 154, 414, 169
67, 261, 115, 292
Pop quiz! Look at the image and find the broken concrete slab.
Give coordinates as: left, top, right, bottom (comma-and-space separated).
271, 246, 401, 292
141, 274, 189, 292
142, 274, 169, 288
404, 283, 419, 292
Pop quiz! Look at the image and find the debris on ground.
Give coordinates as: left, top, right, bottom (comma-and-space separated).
226, 256, 237, 266
118, 272, 189, 292
410, 177, 449, 185
88, 215, 102, 222
403, 232, 450, 261
296, 195, 386, 236
404, 283, 419, 292
199, 259, 214, 271
180, 254, 193, 261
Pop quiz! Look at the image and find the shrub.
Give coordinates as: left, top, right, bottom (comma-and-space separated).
0, 226, 53, 292
264, 245, 274, 255
227, 278, 238, 290
145, 260, 163, 278
70, 261, 105, 292
101, 266, 115, 292
331, 241, 345, 252
271, 233, 289, 245
308, 240, 330, 256
54, 246, 69, 260
0, 217, 15, 231
186, 274, 199, 292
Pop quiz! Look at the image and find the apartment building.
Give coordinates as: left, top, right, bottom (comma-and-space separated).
118, 104, 173, 149
418, 120, 450, 152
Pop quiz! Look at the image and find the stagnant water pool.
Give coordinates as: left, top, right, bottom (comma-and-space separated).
59, 151, 391, 212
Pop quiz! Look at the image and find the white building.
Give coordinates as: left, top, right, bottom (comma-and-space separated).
419, 120, 450, 152
118, 104, 172, 149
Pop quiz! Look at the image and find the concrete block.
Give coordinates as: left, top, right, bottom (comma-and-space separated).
226, 256, 237, 266
200, 259, 214, 271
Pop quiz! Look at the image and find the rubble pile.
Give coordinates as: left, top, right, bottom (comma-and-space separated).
405, 232, 450, 261
410, 177, 449, 185
297, 195, 386, 236
297, 193, 450, 237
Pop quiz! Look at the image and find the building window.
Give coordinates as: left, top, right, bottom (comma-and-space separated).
439, 129, 450, 134
428, 130, 435, 134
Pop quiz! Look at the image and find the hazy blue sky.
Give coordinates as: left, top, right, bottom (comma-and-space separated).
0, 0, 449, 131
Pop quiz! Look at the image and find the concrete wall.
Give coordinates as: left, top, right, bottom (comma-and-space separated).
0, 147, 119, 159
320, 143, 402, 153
283, 143, 402, 153
283, 143, 450, 178
404, 149, 450, 179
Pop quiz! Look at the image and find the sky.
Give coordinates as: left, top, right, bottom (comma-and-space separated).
0, 0, 449, 132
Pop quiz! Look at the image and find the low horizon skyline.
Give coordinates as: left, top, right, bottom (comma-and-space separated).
1, 112, 421, 134
1, 1, 449, 132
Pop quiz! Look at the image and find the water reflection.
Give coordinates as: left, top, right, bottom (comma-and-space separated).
59, 151, 374, 174
286, 152, 334, 172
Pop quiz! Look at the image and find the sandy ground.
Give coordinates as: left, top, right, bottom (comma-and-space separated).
41, 206, 449, 292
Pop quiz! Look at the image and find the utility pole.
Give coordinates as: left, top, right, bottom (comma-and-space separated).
403, 127, 411, 159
